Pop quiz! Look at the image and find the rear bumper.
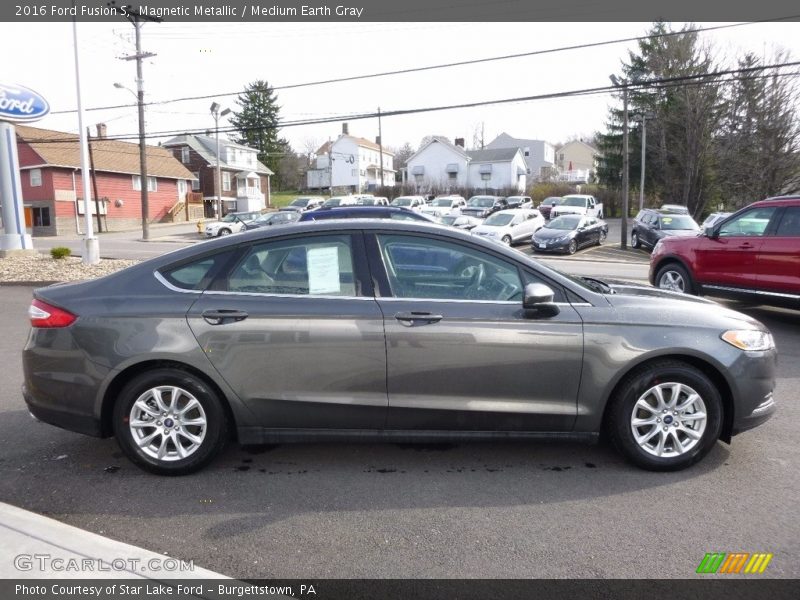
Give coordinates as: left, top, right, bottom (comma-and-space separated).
23, 384, 104, 437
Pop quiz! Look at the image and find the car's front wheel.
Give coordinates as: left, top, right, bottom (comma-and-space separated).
218, 228, 232, 237
113, 368, 229, 475
598, 230, 607, 245
567, 239, 578, 255
631, 231, 640, 248
607, 360, 723, 471
656, 263, 694, 294
501, 235, 512, 245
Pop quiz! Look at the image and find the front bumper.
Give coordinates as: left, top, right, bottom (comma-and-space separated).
728, 348, 777, 437
532, 238, 570, 252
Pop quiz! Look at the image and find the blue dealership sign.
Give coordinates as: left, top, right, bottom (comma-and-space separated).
0, 83, 50, 123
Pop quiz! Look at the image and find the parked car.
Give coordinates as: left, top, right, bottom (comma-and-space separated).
461, 195, 508, 219
321, 196, 359, 208
661, 204, 690, 214
538, 196, 564, 219
506, 195, 533, 209
357, 196, 389, 206
23, 220, 776, 474
244, 211, 300, 229
280, 196, 325, 212
204, 211, 262, 237
471, 208, 545, 245
390, 196, 426, 211
532, 215, 608, 254
631, 209, 701, 250
549, 194, 604, 220
298, 206, 436, 223
420, 195, 467, 218
650, 196, 800, 306
436, 214, 483, 231
701, 212, 731, 231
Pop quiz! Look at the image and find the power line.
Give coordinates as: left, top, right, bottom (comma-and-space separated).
29, 60, 800, 146
50, 17, 800, 116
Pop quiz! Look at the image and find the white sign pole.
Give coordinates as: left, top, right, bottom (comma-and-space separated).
0, 121, 33, 252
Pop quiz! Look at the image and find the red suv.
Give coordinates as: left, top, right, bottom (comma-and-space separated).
650, 196, 800, 307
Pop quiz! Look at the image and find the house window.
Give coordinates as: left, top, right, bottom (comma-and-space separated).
29, 169, 42, 187
448, 172, 457, 180
192, 172, 200, 191
178, 180, 187, 197
132, 175, 157, 192
352, 169, 357, 176
33, 207, 50, 227
524, 147, 530, 157
181, 147, 190, 163
222, 171, 231, 192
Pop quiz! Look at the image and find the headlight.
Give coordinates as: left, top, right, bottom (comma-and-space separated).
721, 330, 775, 351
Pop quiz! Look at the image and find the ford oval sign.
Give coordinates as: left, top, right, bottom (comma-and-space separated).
0, 83, 50, 123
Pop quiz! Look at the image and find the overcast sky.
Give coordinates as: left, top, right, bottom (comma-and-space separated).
2, 21, 799, 153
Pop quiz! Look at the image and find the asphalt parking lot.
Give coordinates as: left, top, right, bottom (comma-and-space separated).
0, 283, 797, 579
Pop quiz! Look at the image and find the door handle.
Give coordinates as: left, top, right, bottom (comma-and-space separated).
394, 311, 443, 324
738, 243, 754, 249
202, 309, 249, 325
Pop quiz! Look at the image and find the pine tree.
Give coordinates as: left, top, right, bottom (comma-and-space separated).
229, 80, 284, 182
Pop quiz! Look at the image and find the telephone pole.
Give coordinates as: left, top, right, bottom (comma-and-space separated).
120, 6, 160, 240
377, 107, 385, 189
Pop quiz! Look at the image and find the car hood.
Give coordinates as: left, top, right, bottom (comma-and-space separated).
533, 228, 574, 240
657, 229, 701, 238
604, 281, 765, 329
472, 224, 507, 235
552, 207, 584, 214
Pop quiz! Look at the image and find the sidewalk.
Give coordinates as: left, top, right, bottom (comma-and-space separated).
0, 502, 227, 579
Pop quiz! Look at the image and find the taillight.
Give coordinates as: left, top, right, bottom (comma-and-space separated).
28, 299, 77, 328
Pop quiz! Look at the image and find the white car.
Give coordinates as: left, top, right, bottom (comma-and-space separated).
204, 211, 263, 237
421, 195, 467, 217
320, 195, 359, 208
471, 208, 545, 245
390, 196, 426, 211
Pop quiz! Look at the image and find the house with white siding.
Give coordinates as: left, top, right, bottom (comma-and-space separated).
485, 133, 555, 181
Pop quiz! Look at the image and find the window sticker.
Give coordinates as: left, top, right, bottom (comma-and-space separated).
307, 246, 341, 294
661, 217, 673, 225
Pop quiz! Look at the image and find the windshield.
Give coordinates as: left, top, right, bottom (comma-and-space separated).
431, 198, 454, 207
220, 214, 238, 222
547, 216, 581, 230
391, 198, 413, 207
439, 216, 457, 225
660, 215, 699, 230
483, 213, 515, 226
290, 198, 310, 207
323, 199, 342, 207
467, 196, 494, 207
544, 197, 563, 206
561, 196, 588, 207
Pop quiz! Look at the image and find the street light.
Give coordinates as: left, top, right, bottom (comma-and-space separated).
610, 74, 629, 250
114, 81, 149, 240
210, 102, 231, 220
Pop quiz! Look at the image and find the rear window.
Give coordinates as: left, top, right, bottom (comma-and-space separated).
160, 251, 234, 291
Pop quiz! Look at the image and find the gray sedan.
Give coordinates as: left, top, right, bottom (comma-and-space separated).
22, 221, 776, 475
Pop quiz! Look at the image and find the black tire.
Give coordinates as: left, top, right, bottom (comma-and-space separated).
655, 263, 695, 295
218, 228, 232, 237
501, 235, 512, 245
567, 239, 578, 255
598, 230, 607, 245
606, 360, 723, 471
113, 368, 229, 475
631, 231, 640, 249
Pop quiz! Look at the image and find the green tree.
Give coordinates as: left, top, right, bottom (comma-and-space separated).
229, 80, 287, 184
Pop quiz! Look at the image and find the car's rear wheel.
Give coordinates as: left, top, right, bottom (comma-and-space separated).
656, 263, 694, 294
113, 368, 229, 475
607, 360, 722, 471
567, 239, 578, 255
631, 231, 640, 248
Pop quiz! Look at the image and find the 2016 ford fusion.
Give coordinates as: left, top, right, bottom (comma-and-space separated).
22, 221, 776, 475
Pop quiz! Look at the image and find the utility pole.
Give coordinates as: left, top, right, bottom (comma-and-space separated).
377, 107, 385, 189
120, 7, 159, 240
638, 113, 654, 212
210, 103, 231, 219
610, 75, 630, 250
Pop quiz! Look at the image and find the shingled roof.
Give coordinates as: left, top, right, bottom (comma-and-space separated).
16, 125, 195, 180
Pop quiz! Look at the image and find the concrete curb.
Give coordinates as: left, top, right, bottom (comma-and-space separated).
0, 502, 228, 579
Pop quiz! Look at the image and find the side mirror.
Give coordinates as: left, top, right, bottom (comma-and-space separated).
523, 283, 559, 316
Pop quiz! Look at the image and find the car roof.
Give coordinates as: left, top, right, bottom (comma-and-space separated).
751, 195, 800, 207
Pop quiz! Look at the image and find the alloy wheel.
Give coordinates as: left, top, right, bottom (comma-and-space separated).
630, 382, 707, 458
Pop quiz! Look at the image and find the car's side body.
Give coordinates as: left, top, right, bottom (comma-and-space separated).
298, 206, 435, 223
532, 215, 608, 253
632, 209, 701, 250
471, 208, 545, 244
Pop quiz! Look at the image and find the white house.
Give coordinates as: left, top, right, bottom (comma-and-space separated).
405, 137, 527, 193
485, 133, 555, 181
307, 125, 395, 192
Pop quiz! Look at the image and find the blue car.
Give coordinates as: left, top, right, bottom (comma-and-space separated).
298, 206, 437, 223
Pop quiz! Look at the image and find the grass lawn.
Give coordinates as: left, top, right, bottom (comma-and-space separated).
269, 191, 328, 208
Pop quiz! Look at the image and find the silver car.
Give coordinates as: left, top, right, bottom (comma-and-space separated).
23, 221, 776, 475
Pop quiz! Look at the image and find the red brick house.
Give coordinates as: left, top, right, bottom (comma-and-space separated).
162, 134, 272, 218
15, 124, 196, 236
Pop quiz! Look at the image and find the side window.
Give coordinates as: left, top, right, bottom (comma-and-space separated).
377, 234, 523, 302
775, 207, 800, 237
160, 250, 234, 291
719, 207, 777, 237
226, 235, 355, 296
